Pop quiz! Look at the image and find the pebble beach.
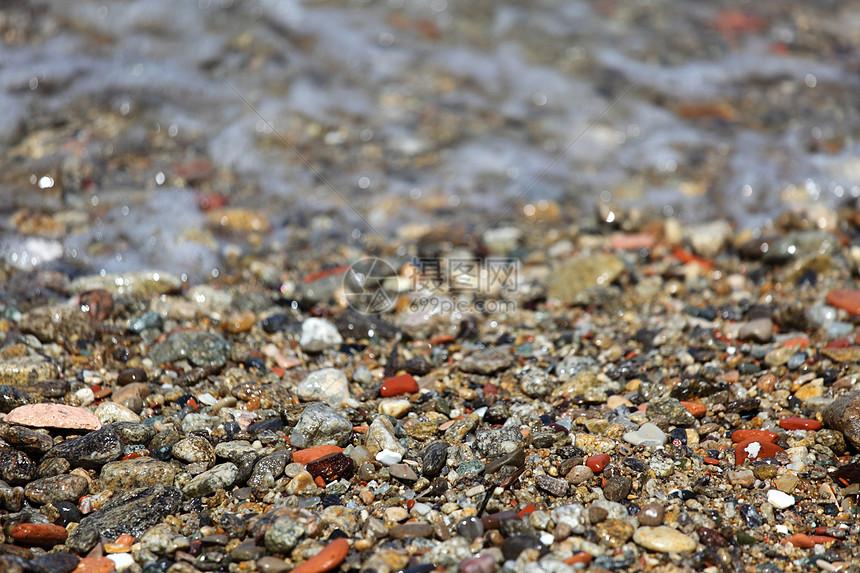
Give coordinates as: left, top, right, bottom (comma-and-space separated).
2, 2, 860, 573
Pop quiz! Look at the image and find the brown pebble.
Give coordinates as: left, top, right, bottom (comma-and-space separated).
588, 505, 608, 524
638, 502, 664, 526
116, 367, 147, 386
388, 522, 434, 540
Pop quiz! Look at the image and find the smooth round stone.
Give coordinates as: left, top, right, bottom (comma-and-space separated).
421, 442, 447, 477
565, 465, 594, 485
623, 423, 667, 447
389, 463, 418, 483
94, 401, 141, 424
767, 489, 795, 509
116, 368, 147, 386
172, 435, 215, 466
380, 374, 419, 397
779, 417, 821, 431
585, 454, 610, 473
376, 449, 403, 466
379, 399, 411, 418
633, 526, 696, 553
638, 503, 664, 526
456, 516, 484, 539
501, 535, 547, 561
257, 556, 290, 573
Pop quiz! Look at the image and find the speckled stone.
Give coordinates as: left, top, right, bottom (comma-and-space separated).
546, 253, 624, 304
444, 413, 481, 442
823, 391, 860, 450
24, 474, 88, 505
645, 397, 697, 427
19, 303, 94, 343
248, 450, 291, 488
149, 330, 231, 368
172, 435, 216, 467
48, 426, 122, 468
264, 516, 305, 553
93, 401, 141, 424
181, 462, 239, 497
290, 403, 353, 449
0, 357, 58, 389
475, 426, 524, 458
66, 485, 183, 553
536, 474, 569, 497
100, 457, 177, 490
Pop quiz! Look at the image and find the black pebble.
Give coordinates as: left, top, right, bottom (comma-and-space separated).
53, 501, 82, 527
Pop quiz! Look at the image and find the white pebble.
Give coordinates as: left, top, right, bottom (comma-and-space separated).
376, 449, 402, 465
767, 489, 795, 509
108, 553, 136, 571
540, 533, 555, 546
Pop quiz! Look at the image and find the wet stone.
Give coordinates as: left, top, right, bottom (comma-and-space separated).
116, 367, 147, 386
24, 474, 88, 505
638, 503, 665, 526
0, 385, 32, 412
444, 413, 480, 442
456, 516, 484, 539
248, 450, 291, 488
149, 331, 231, 368
306, 453, 354, 482
421, 442, 447, 477
31, 552, 79, 573
66, 485, 183, 554
823, 391, 860, 450
0, 424, 53, 455
172, 435, 215, 467
290, 403, 353, 449
100, 457, 177, 490
48, 426, 122, 468
0, 443, 37, 484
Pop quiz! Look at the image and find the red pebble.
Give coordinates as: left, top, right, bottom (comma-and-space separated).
826, 288, 860, 315
380, 373, 419, 397
782, 533, 835, 548
517, 504, 536, 517
483, 382, 498, 395
680, 401, 706, 418
565, 552, 594, 565
586, 453, 611, 473
11, 523, 68, 547
291, 537, 349, 573
730, 429, 779, 444
703, 457, 720, 465
734, 439, 786, 465
779, 417, 821, 431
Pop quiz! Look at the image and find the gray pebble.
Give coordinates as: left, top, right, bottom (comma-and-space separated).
290, 403, 353, 449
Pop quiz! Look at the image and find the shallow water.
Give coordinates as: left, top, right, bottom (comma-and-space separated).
1, 0, 859, 277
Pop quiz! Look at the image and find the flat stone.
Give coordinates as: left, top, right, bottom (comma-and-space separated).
93, 401, 140, 424
24, 474, 89, 505
767, 489, 795, 509
389, 463, 418, 483
4, 403, 101, 431
389, 522, 434, 539
0, 357, 58, 389
623, 422, 667, 447
67, 485, 183, 554
48, 426, 122, 468
69, 270, 182, 297
826, 288, 860, 314
100, 457, 177, 490
633, 525, 697, 553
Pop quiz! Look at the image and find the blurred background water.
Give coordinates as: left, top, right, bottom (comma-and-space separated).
1, 0, 859, 278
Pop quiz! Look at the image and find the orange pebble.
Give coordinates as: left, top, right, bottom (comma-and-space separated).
292, 445, 344, 465
74, 556, 116, 573
731, 429, 778, 444
565, 552, 593, 565
680, 401, 706, 417
290, 537, 349, 573
314, 476, 327, 488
